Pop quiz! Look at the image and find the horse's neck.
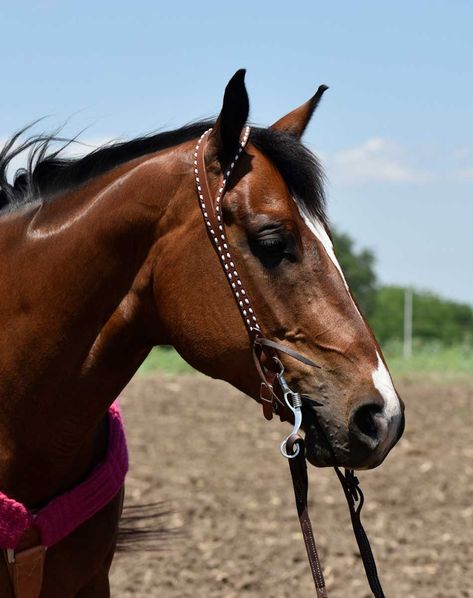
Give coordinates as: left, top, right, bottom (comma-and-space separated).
0, 150, 183, 504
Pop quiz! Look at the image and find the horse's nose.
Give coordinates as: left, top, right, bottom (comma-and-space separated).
349, 399, 388, 451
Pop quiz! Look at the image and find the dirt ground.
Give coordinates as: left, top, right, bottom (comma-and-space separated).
110, 373, 473, 597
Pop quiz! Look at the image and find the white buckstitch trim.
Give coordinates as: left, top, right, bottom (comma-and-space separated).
194, 127, 261, 336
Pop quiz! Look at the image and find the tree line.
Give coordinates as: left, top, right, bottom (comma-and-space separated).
332, 230, 473, 346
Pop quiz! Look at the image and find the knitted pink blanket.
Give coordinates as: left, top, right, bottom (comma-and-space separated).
0, 403, 128, 549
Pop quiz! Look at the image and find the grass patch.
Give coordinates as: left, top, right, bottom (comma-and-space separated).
382, 340, 473, 380
139, 347, 195, 375
141, 341, 473, 381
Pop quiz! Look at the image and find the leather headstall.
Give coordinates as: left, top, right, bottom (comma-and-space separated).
194, 128, 319, 422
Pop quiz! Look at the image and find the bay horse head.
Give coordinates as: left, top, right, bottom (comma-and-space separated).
149, 70, 405, 470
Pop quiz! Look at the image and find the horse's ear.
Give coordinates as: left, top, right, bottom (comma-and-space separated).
270, 85, 329, 139
209, 69, 249, 163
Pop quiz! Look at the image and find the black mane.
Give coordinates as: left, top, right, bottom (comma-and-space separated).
0, 120, 326, 222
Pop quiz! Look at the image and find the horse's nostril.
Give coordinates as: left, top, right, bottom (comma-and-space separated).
350, 403, 385, 448
354, 405, 378, 438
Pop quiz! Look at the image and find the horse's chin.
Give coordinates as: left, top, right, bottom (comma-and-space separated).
304, 430, 388, 470
301, 404, 339, 467
304, 437, 337, 467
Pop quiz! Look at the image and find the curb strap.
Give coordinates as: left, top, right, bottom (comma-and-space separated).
252, 336, 320, 422
287, 435, 328, 598
335, 468, 386, 598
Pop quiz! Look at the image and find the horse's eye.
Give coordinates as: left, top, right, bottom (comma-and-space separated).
249, 231, 292, 268
256, 236, 286, 253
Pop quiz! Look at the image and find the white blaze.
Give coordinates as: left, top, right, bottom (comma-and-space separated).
298, 210, 350, 290
372, 352, 402, 421
296, 203, 402, 430
296, 206, 363, 318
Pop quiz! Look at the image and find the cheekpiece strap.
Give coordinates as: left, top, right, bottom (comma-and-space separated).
194, 127, 262, 338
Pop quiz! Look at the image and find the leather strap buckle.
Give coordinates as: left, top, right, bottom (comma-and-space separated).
4, 544, 46, 598
260, 382, 274, 420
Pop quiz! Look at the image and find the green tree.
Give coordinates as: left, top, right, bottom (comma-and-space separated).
332, 229, 378, 316
369, 285, 473, 345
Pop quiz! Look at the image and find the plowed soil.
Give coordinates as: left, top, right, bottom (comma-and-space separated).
110, 374, 473, 597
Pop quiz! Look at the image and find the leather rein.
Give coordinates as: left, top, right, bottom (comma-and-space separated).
194, 128, 386, 597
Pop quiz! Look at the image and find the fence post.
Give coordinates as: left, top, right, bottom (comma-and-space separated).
403, 288, 413, 359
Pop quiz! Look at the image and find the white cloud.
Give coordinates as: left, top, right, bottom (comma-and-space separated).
451, 146, 473, 181
456, 166, 473, 181
329, 138, 433, 185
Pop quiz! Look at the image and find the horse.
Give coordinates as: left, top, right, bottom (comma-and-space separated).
0, 70, 404, 597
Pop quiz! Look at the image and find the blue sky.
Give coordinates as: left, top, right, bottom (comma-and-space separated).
1, 1, 472, 304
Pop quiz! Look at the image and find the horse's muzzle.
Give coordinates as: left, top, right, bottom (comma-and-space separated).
303, 395, 405, 469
